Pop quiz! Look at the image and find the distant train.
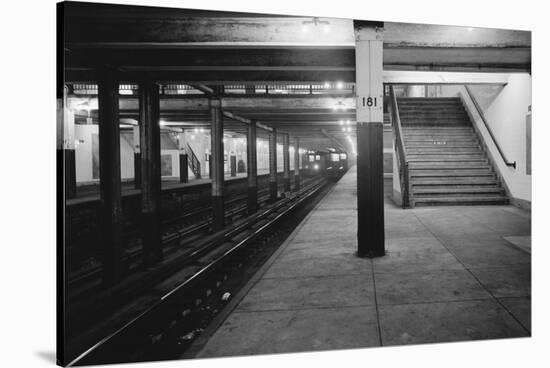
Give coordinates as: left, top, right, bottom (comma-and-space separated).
303, 150, 348, 180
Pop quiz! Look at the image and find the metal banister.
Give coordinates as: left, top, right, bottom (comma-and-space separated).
389, 85, 411, 208
464, 85, 516, 169
187, 143, 202, 179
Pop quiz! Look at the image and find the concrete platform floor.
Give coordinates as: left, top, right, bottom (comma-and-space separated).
195, 165, 531, 358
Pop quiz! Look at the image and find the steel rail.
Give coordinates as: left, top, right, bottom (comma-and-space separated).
389, 85, 411, 208
464, 85, 516, 169
67, 177, 327, 366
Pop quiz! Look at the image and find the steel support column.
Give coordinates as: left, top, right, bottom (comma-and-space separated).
61, 85, 76, 199
355, 21, 385, 258
294, 137, 300, 191
247, 123, 258, 214
230, 155, 237, 177
268, 129, 278, 202
139, 81, 162, 267
97, 68, 124, 285
283, 134, 291, 193
133, 125, 141, 189
210, 99, 225, 230
178, 132, 188, 183
179, 153, 189, 183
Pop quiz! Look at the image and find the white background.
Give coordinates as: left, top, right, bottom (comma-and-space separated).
0, 0, 548, 367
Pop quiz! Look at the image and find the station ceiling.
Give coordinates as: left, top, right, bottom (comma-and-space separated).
62, 1, 531, 153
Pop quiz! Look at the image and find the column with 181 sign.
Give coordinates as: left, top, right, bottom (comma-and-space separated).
354, 21, 385, 258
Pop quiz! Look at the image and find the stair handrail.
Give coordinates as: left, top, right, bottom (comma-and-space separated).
389, 85, 411, 208
186, 143, 202, 179
464, 85, 516, 169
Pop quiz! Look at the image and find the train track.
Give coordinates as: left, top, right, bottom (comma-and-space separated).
66, 176, 331, 366
67, 178, 317, 295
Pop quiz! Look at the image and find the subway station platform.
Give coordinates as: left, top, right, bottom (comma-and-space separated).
67, 169, 273, 205
192, 165, 531, 358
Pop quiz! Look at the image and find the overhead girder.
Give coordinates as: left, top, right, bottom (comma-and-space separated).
64, 3, 529, 48
63, 2, 530, 77
65, 48, 529, 82
68, 95, 356, 112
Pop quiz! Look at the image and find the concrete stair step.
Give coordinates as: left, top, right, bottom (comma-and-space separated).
402, 122, 471, 127
402, 120, 470, 124
413, 186, 505, 195
402, 123, 471, 127
403, 128, 473, 132
405, 134, 479, 143
400, 108, 464, 112
406, 143, 479, 148
400, 113, 467, 119
408, 157, 488, 163
407, 149, 484, 154
403, 120, 470, 125
411, 178, 499, 186
404, 128, 473, 131
407, 145, 482, 149
406, 142, 479, 147
413, 196, 509, 206
404, 136, 476, 140
399, 106, 463, 109
403, 126, 472, 130
406, 143, 480, 148
402, 116, 468, 120
397, 98, 461, 103
400, 110, 466, 115
407, 150, 481, 154
408, 163, 491, 169
404, 131, 474, 135
399, 108, 464, 113
409, 170, 494, 178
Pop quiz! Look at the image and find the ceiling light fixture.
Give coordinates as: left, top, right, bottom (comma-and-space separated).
301, 17, 331, 32
332, 101, 347, 111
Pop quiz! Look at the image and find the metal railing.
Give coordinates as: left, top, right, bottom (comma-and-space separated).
464, 86, 516, 169
187, 143, 202, 179
389, 85, 411, 208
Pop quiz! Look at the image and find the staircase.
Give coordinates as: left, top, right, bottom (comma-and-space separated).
398, 97, 508, 206
187, 143, 202, 179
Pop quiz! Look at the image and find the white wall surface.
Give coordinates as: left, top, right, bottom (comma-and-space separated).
443, 75, 532, 204
468, 74, 532, 204
186, 132, 210, 177
74, 124, 96, 183
75, 125, 181, 184
407, 85, 426, 97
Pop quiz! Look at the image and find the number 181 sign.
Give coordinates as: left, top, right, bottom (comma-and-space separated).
357, 94, 383, 123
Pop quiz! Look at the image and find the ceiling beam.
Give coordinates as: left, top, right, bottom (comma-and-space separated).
64, 3, 529, 48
